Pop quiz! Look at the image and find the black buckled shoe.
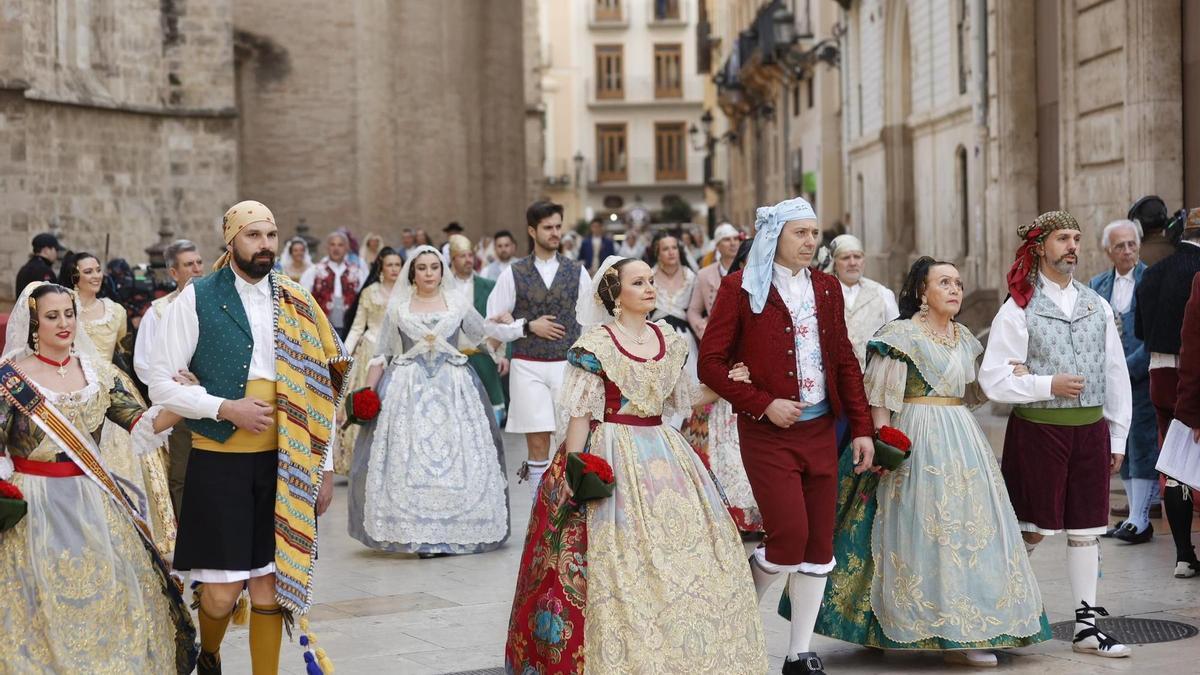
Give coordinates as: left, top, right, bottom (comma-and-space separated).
197, 650, 222, 675
782, 652, 826, 674
1112, 521, 1153, 545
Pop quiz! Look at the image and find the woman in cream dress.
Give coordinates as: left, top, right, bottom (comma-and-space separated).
336, 247, 402, 474
60, 252, 175, 555
505, 256, 766, 675
0, 282, 195, 673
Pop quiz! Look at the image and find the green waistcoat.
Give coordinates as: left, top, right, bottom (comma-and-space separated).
469, 274, 505, 406
187, 266, 261, 442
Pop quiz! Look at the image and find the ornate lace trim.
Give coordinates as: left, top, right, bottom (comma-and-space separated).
129, 406, 172, 457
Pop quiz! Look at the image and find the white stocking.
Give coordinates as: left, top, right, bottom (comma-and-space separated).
786, 573, 827, 658
1066, 536, 1099, 632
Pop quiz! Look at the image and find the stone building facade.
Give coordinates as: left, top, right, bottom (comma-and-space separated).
709, 0, 1198, 331
0, 0, 238, 300
234, 0, 535, 247
0, 0, 537, 300
537, 0, 707, 226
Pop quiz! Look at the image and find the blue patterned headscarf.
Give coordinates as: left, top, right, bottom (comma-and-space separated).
741, 196, 817, 313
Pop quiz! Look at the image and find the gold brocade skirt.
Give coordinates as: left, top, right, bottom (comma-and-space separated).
99, 418, 176, 556
0, 473, 178, 674
582, 419, 766, 673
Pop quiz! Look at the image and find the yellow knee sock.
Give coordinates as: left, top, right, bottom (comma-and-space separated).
249, 602, 284, 675
197, 602, 233, 655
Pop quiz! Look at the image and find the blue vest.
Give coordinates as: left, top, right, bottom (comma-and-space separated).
187, 266, 263, 442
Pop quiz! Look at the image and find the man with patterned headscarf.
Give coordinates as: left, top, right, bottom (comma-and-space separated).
699, 196, 874, 675
979, 210, 1132, 658
149, 200, 351, 675
445, 233, 508, 421
822, 234, 899, 370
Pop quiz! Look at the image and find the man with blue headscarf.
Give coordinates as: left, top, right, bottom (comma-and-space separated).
699, 197, 874, 675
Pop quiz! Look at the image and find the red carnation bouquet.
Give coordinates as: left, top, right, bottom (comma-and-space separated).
873, 425, 913, 471
565, 452, 616, 507
0, 478, 27, 532
344, 387, 382, 426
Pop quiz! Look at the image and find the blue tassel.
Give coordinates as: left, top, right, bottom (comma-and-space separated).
304, 651, 315, 663
306, 661, 323, 675
300, 635, 310, 647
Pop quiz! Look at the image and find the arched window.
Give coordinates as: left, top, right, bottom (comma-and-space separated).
956, 146, 970, 257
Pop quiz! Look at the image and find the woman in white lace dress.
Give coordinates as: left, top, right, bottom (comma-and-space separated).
347, 246, 509, 556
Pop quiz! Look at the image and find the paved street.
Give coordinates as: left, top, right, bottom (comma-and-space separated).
219, 409, 1200, 674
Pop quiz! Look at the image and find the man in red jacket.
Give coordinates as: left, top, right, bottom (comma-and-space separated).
699, 196, 874, 675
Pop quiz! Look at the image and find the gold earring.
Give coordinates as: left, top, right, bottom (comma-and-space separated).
919, 298, 929, 319
32, 331, 39, 352
614, 304, 623, 318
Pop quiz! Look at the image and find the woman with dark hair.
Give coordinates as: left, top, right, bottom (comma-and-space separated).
645, 231, 699, 426
60, 251, 176, 555
782, 256, 1050, 667
349, 246, 510, 555
336, 247, 403, 474
0, 282, 196, 672
505, 255, 766, 674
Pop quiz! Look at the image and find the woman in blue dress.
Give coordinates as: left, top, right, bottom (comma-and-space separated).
781, 257, 1050, 667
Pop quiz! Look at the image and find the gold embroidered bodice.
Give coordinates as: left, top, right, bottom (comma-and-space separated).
83, 298, 128, 362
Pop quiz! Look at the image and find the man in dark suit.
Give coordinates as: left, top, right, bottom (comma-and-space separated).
1090, 220, 1158, 543
699, 196, 873, 675
1137, 207, 1200, 577
15, 233, 61, 296
577, 217, 616, 275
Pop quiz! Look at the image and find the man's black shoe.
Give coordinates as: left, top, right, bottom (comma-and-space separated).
782, 651, 825, 675
197, 650, 222, 675
1113, 522, 1153, 544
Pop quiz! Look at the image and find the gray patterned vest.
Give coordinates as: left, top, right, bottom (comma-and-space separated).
511, 255, 582, 361
1022, 280, 1108, 408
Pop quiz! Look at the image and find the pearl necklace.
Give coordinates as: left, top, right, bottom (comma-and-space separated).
613, 320, 649, 345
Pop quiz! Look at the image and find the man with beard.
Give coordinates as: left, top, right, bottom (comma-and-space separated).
134, 239, 206, 516
301, 230, 365, 338
149, 201, 350, 674
979, 210, 1132, 658
481, 230, 518, 280
485, 201, 589, 486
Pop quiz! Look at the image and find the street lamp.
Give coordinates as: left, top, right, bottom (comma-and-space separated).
572, 151, 584, 186
771, 5, 796, 54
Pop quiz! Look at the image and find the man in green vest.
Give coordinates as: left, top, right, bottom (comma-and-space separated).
149, 200, 350, 675
446, 233, 508, 422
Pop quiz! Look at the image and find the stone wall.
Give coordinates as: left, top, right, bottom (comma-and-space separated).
0, 0, 236, 300
235, 0, 531, 248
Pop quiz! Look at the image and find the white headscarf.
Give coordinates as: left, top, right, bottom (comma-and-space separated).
4, 281, 102, 364
742, 196, 817, 313
821, 233, 864, 274
575, 255, 625, 327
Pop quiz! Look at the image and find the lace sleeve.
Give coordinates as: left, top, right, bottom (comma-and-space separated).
863, 353, 908, 414
371, 303, 402, 367
460, 305, 487, 348
662, 368, 701, 421
554, 362, 606, 440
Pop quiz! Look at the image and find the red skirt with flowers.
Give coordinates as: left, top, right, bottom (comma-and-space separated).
505, 447, 589, 674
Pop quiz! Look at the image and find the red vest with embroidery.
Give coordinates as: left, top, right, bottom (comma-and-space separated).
310, 261, 361, 316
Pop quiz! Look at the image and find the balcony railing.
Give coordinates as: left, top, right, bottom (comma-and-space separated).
586, 76, 702, 106
588, 156, 701, 186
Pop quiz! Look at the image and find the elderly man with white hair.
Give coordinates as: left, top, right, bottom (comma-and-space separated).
824, 234, 899, 370
1090, 219, 1159, 544
301, 230, 365, 338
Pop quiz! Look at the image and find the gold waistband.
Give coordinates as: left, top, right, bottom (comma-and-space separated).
903, 396, 964, 406
192, 379, 278, 453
